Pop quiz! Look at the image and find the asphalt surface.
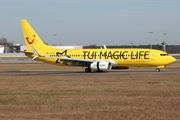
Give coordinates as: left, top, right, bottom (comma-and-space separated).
0, 60, 179, 76
0, 69, 179, 76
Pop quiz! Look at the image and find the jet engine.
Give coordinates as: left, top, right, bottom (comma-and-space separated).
90, 61, 112, 71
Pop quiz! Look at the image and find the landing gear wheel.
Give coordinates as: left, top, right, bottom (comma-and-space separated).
85, 68, 91, 73
156, 68, 160, 72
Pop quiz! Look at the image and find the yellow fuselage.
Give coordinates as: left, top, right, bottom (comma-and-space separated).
26, 48, 176, 68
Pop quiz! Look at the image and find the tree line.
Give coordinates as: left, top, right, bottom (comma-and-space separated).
0, 38, 13, 46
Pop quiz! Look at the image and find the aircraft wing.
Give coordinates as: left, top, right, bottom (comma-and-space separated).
60, 57, 95, 66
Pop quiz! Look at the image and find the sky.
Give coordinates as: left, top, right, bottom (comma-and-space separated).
0, 0, 180, 46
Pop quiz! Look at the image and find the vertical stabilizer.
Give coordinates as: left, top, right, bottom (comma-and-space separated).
20, 19, 53, 52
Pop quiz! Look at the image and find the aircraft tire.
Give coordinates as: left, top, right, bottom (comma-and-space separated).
85, 68, 91, 73
156, 68, 160, 72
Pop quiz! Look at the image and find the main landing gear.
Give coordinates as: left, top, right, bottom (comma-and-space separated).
156, 68, 160, 72
85, 68, 91, 73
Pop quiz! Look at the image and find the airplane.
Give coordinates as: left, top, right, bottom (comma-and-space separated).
20, 19, 176, 72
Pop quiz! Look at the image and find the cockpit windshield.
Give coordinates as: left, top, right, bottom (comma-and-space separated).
160, 54, 169, 56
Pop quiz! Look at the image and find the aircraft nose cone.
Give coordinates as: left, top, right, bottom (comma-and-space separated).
169, 56, 176, 63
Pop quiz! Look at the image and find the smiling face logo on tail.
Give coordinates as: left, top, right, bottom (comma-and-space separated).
26, 34, 36, 44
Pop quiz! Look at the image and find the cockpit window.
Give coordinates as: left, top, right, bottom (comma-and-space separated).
160, 54, 169, 56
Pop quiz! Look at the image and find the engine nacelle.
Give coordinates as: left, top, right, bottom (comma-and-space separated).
90, 61, 112, 71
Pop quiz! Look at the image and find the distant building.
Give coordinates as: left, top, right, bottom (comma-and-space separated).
20, 46, 26, 52
5, 44, 83, 53
0, 47, 4, 53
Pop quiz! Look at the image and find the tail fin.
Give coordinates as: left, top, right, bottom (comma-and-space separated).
20, 19, 54, 52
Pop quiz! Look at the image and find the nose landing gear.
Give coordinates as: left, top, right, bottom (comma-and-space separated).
156, 68, 160, 72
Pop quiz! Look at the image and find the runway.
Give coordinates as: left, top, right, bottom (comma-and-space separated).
0, 60, 179, 76
0, 69, 179, 76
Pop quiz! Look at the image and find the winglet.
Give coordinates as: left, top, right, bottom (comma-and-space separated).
103, 45, 107, 49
